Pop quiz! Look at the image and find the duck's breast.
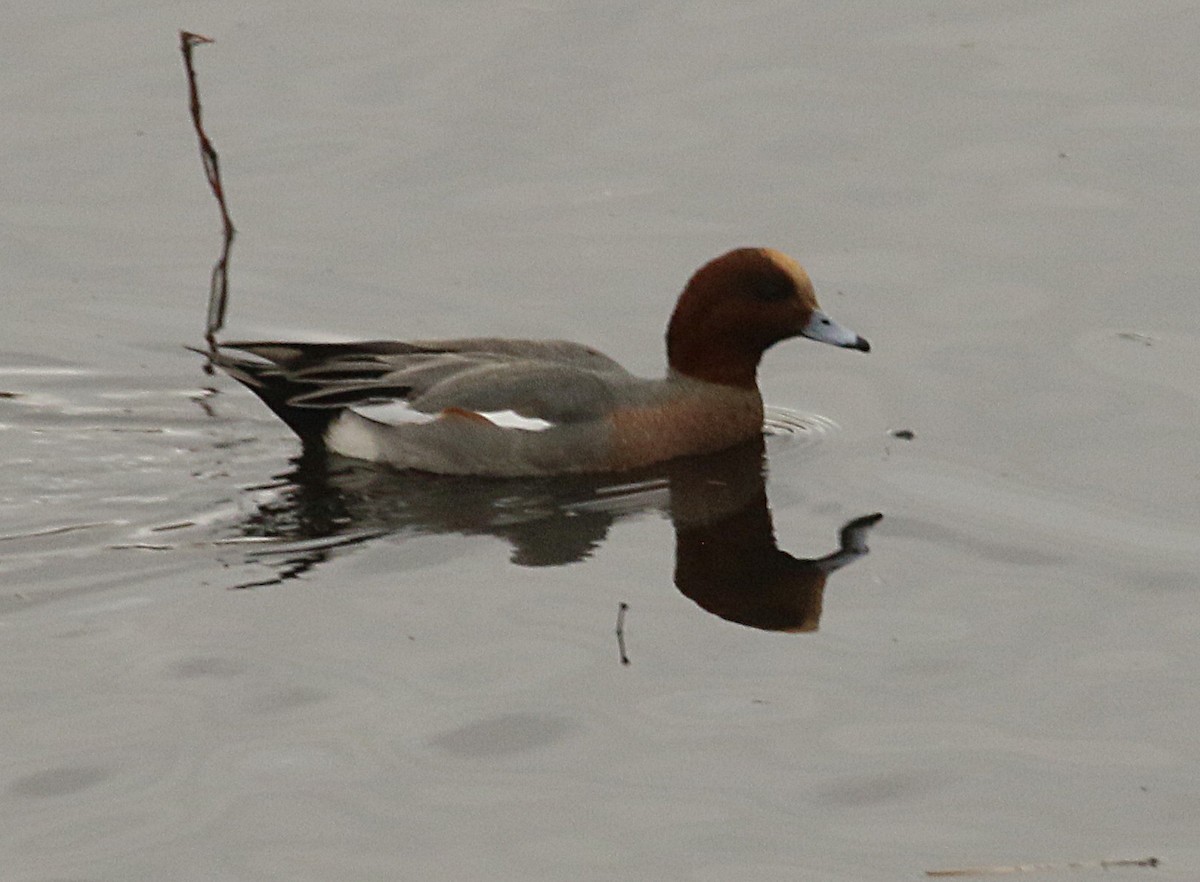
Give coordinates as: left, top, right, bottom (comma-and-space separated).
606, 380, 765, 470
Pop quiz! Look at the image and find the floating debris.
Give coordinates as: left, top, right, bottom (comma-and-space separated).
926, 855, 1159, 877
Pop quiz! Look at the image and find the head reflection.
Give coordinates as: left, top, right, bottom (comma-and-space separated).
235, 439, 880, 632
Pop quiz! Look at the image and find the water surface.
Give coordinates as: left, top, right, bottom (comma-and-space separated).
3, 2, 1198, 879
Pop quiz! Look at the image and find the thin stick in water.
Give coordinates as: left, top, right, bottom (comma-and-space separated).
179, 31, 236, 354
616, 602, 630, 666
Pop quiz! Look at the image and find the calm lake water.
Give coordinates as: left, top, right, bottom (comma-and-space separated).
3, 2, 1198, 879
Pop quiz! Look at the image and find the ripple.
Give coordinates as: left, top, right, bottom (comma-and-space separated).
428, 712, 578, 757
0, 366, 279, 599
638, 688, 822, 727
8, 764, 111, 799
762, 405, 840, 451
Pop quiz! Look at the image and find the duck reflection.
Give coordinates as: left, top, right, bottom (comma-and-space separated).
234, 437, 880, 632
669, 445, 881, 631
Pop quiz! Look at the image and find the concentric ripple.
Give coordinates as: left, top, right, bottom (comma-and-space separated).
762, 405, 840, 451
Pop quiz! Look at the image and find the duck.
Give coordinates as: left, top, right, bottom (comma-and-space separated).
202, 247, 869, 476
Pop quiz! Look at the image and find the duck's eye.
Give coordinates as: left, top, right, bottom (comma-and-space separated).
750, 273, 794, 303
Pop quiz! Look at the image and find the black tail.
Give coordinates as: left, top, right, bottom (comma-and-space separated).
193, 340, 425, 449
191, 344, 363, 449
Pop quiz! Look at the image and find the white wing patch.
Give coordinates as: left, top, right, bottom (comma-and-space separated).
477, 410, 554, 431
350, 400, 553, 432
349, 400, 437, 426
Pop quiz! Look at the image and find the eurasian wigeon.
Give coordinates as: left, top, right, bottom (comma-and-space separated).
203, 247, 869, 476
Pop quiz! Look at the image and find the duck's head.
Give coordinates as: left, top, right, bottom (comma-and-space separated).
666, 247, 869, 388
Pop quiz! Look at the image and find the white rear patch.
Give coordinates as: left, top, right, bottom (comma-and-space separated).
326, 412, 385, 461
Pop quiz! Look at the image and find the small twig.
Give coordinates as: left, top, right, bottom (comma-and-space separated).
926, 857, 1159, 877
179, 31, 236, 356
615, 602, 630, 666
